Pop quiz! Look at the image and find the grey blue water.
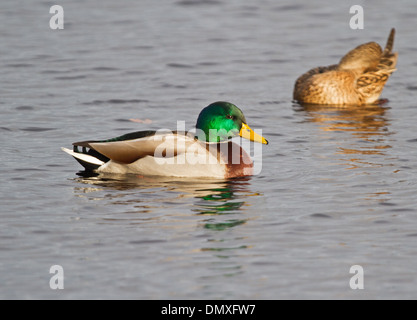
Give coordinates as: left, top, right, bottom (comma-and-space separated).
1, 0, 417, 299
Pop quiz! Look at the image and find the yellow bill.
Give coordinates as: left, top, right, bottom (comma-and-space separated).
239, 123, 269, 145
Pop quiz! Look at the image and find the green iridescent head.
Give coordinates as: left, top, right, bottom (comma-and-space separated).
194, 101, 268, 144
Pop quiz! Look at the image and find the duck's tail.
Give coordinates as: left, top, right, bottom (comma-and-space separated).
380, 28, 398, 69
356, 28, 398, 104
383, 28, 395, 55
62, 146, 107, 171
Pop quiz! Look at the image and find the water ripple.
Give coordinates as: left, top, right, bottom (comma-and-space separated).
82, 99, 149, 105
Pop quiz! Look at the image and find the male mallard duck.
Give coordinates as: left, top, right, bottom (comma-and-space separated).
293, 28, 398, 105
62, 101, 268, 178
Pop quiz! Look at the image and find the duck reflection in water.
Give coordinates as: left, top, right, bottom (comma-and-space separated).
74, 172, 257, 231
192, 177, 257, 231
72, 173, 259, 279
294, 102, 393, 170
74, 173, 258, 269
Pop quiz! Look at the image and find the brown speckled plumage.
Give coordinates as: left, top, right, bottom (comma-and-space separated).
293, 28, 398, 105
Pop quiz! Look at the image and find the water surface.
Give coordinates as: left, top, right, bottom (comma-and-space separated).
1, 0, 417, 299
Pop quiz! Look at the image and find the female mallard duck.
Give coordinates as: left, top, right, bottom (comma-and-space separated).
293, 28, 398, 105
62, 101, 268, 178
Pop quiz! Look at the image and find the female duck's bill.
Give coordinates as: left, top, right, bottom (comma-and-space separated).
62, 101, 268, 179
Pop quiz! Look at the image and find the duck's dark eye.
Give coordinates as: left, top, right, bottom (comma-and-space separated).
226, 115, 233, 120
